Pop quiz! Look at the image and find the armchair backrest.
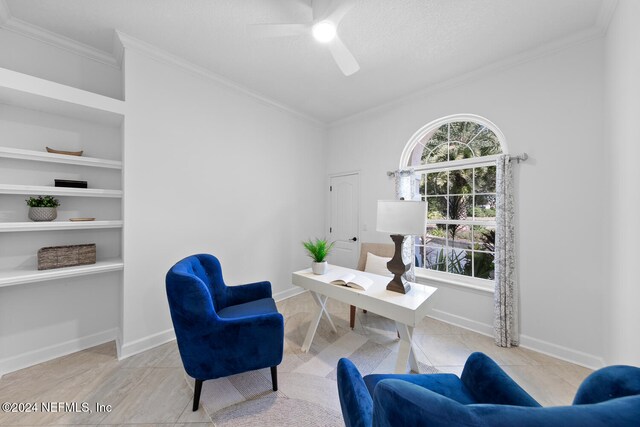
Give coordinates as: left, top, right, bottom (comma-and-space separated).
372, 379, 640, 427
573, 365, 640, 405
357, 243, 395, 271
338, 358, 373, 427
166, 254, 228, 315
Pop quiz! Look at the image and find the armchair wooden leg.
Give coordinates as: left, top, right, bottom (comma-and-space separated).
193, 379, 203, 411
350, 305, 356, 329
271, 366, 278, 391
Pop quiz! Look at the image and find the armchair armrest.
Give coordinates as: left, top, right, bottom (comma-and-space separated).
337, 358, 373, 427
460, 352, 540, 407
373, 379, 473, 427
225, 280, 273, 307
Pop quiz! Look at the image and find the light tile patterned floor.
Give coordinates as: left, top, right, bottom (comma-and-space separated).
0, 291, 593, 425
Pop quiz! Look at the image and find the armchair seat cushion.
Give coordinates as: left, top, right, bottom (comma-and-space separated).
217, 297, 278, 319
364, 373, 476, 405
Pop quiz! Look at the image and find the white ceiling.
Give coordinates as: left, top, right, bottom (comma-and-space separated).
5, 0, 605, 123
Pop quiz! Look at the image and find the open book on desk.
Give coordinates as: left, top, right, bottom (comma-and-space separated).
330, 273, 373, 291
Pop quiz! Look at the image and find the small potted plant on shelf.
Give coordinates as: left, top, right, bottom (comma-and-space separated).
303, 238, 335, 275
26, 195, 60, 222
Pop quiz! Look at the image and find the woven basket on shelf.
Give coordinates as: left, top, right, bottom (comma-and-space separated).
37, 244, 96, 270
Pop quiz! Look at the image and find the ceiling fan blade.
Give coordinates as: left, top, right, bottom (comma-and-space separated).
328, 36, 360, 76
247, 23, 309, 38
326, 0, 356, 25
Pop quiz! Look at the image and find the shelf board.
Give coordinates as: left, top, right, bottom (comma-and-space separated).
0, 67, 125, 127
0, 259, 124, 288
0, 147, 122, 170
0, 184, 122, 198
0, 220, 123, 233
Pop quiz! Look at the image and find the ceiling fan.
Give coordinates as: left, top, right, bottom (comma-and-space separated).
249, 0, 360, 76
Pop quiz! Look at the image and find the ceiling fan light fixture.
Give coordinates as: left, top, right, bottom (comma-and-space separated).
312, 20, 336, 43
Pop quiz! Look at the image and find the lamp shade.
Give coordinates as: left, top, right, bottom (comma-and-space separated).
376, 200, 427, 235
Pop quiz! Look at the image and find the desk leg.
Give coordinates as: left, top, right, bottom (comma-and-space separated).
395, 322, 419, 374
301, 292, 336, 353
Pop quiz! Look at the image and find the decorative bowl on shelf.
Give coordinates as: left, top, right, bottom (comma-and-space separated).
29, 207, 57, 222
69, 218, 96, 222
46, 147, 83, 156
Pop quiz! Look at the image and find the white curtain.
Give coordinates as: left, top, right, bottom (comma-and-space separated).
393, 169, 419, 281
494, 155, 519, 347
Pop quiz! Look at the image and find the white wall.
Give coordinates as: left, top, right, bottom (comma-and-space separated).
120, 48, 326, 356
327, 39, 607, 367
603, 0, 640, 366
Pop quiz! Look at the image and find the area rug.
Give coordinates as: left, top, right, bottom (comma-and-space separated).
186, 308, 440, 426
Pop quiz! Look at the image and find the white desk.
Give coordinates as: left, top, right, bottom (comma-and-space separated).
291, 265, 437, 374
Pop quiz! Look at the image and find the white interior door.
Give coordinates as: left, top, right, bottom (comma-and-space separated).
328, 173, 359, 268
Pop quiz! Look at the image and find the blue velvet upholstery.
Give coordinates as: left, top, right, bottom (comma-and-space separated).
166, 254, 284, 383
373, 380, 640, 427
338, 352, 640, 427
337, 358, 373, 427
573, 365, 640, 404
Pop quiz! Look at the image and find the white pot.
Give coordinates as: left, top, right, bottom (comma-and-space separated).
311, 261, 328, 275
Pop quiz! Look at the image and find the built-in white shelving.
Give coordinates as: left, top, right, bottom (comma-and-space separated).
0, 259, 124, 288
0, 184, 122, 198
0, 67, 124, 126
0, 220, 123, 233
0, 146, 122, 169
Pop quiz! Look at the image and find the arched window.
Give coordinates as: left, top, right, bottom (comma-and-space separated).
400, 115, 507, 285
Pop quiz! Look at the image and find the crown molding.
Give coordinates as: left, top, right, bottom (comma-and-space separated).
596, 0, 618, 33
329, 25, 606, 128
0, 1, 118, 68
114, 30, 324, 127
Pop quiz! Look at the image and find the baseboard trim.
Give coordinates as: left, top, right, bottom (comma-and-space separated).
118, 328, 176, 360
426, 309, 605, 370
274, 286, 306, 302
0, 328, 119, 377
428, 308, 494, 337
519, 334, 606, 370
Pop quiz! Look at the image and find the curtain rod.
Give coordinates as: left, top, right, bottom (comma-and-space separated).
386, 153, 529, 176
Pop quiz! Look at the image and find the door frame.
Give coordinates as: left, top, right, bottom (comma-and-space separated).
326, 170, 361, 264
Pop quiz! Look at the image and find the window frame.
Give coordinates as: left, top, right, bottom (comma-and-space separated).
400, 114, 508, 292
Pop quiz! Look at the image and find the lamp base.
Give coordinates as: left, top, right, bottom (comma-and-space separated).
386, 234, 411, 294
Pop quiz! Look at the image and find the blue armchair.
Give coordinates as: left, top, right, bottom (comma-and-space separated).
337, 352, 640, 427
166, 254, 284, 411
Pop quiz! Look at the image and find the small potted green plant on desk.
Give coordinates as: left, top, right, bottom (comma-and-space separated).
303, 238, 335, 275
26, 195, 60, 221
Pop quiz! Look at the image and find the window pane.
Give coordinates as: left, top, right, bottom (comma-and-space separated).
449, 168, 472, 194
427, 196, 447, 220
449, 142, 473, 161
425, 244, 447, 272
414, 244, 424, 268
469, 129, 502, 156
475, 166, 496, 193
448, 195, 471, 220
447, 249, 472, 276
473, 226, 496, 252
448, 224, 472, 248
473, 252, 495, 279
426, 224, 447, 240
426, 171, 447, 195
449, 121, 484, 144
426, 143, 448, 163
474, 195, 496, 220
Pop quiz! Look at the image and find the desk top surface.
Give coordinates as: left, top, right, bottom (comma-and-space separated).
292, 264, 437, 313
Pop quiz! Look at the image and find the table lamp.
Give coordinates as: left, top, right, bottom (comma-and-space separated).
376, 200, 427, 294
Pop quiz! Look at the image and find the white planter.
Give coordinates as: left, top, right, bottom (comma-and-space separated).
28, 207, 57, 222
311, 261, 328, 275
